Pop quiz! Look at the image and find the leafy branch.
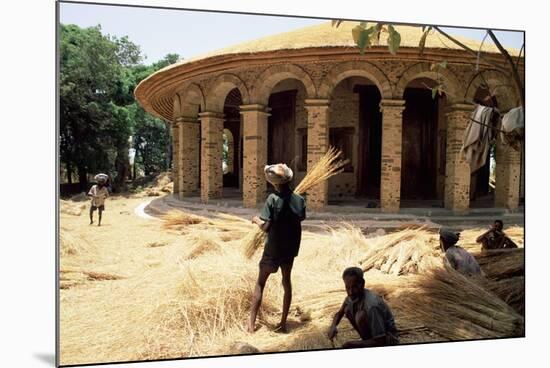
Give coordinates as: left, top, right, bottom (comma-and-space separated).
332, 20, 524, 106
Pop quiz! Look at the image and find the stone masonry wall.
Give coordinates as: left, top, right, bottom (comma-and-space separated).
199, 113, 224, 202
380, 100, 406, 212
241, 106, 269, 207
179, 118, 200, 196
444, 104, 474, 212
305, 100, 330, 209
495, 141, 521, 209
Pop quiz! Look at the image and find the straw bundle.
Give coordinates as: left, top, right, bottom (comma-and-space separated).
243, 147, 349, 258
60, 228, 92, 256
182, 230, 223, 260
360, 227, 442, 275
60, 268, 124, 289
162, 211, 208, 230
474, 248, 524, 280
60, 200, 86, 216
481, 276, 524, 315
394, 265, 524, 340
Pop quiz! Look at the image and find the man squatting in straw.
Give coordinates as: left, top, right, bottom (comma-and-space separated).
439, 228, 482, 276
476, 219, 518, 251
248, 164, 306, 334
327, 267, 399, 348
88, 174, 109, 226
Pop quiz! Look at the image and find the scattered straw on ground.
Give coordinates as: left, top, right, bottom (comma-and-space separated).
59, 195, 524, 365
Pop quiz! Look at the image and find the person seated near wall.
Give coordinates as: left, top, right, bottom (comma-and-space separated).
439, 228, 482, 276
327, 267, 398, 348
476, 220, 518, 250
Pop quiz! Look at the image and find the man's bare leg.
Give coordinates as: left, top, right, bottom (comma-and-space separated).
89, 207, 94, 225
98, 208, 103, 226
248, 265, 273, 333
275, 263, 293, 333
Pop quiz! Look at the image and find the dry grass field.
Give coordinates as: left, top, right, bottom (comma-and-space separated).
59, 194, 524, 366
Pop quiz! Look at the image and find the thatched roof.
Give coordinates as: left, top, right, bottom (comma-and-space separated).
167, 21, 520, 69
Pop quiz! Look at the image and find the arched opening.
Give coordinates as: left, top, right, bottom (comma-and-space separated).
266, 79, 308, 192
327, 76, 382, 202
222, 88, 242, 191
470, 86, 499, 207
401, 78, 447, 205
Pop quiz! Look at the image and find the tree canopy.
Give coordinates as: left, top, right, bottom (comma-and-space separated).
60, 24, 179, 191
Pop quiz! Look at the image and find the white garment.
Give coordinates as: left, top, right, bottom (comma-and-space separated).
461, 105, 493, 173
500, 107, 524, 150
88, 185, 109, 207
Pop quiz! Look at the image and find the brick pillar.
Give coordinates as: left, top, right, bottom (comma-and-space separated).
379, 99, 406, 213
305, 99, 330, 210
495, 141, 521, 209
240, 104, 269, 208
444, 103, 474, 212
198, 112, 224, 202
171, 121, 180, 198
176, 116, 200, 197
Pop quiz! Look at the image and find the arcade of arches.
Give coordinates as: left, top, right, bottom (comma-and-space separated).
144, 55, 523, 213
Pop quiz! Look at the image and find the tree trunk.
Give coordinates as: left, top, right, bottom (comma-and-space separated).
67, 162, 73, 185
77, 166, 88, 192
114, 145, 130, 192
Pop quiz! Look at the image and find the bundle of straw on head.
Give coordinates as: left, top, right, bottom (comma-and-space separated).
243, 147, 349, 259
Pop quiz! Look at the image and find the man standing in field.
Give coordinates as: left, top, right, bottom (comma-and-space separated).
248, 163, 306, 334
476, 220, 518, 250
327, 267, 399, 348
88, 174, 109, 226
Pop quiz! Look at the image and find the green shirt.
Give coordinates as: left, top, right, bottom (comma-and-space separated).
259, 190, 306, 259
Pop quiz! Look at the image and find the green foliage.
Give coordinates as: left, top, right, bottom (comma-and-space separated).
60, 23, 179, 189
352, 23, 375, 54
387, 25, 401, 55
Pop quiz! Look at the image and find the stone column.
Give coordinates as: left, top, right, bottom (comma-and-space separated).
379, 99, 406, 213
305, 99, 330, 210
175, 116, 200, 197
495, 141, 521, 209
198, 112, 224, 202
171, 121, 181, 198
444, 103, 474, 212
240, 104, 269, 208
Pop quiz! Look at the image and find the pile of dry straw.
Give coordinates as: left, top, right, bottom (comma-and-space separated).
151, 211, 524, 358
58, 148, 524, 364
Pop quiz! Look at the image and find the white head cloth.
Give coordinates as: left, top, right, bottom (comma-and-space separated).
264, 164, 293, 185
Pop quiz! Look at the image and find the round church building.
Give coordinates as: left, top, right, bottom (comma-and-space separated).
135, 22, 524, 212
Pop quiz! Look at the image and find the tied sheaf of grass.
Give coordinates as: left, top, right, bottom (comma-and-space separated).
243, 147, 350, 259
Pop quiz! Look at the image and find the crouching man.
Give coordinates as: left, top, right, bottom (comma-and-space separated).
327, 267, 398, 348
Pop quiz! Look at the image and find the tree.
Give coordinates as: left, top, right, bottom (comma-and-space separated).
332, 21, 524, 107
128, 54, 180, 178
60, 24, 123, 190
60, 23, 178, 192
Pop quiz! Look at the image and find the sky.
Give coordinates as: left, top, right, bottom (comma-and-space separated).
59, 2, 525, 64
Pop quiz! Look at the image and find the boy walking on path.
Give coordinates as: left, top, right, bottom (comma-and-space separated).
88, 174, 109, 226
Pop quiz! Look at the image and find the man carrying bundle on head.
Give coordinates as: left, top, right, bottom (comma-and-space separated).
476, 220, 518, 251
327, 267, 398, 348
247, 163, 306, 334
88, 173, 109, 227
439, 228, 482, 276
